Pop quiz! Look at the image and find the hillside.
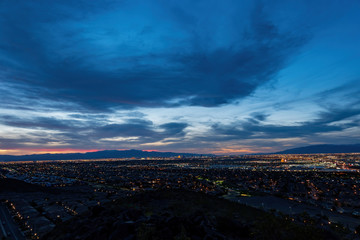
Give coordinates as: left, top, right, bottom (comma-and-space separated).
275, 144, 360, 154
0, 178, 53, 193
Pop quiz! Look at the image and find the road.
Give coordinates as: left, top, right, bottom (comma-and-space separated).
0, 203, 25, 240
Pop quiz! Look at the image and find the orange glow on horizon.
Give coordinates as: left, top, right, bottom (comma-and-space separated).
0, 147, 272, 156
0, 148, 167, 156
211, 149, 257, 154
210, 147, 273, 155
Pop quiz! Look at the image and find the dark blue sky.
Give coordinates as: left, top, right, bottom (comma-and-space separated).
0, 0, 359, 155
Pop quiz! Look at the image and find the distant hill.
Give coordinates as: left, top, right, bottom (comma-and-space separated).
0, 149, 203, 162
275, 144, 360, 154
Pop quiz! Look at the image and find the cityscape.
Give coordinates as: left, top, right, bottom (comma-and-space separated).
1, 153, 360, 239
1, 0, 360, 239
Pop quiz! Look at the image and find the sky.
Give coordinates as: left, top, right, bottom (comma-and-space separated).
0, 0, 360, 155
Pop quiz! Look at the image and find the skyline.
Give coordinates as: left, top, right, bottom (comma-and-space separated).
1, 1, 360, 155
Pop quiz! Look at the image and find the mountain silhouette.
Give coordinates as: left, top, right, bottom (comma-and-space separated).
275, 144, 360, 154
0, 149, 202, 162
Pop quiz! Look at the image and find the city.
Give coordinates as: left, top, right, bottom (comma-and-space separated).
1, 0, 360, 239
1, 154, 360, 239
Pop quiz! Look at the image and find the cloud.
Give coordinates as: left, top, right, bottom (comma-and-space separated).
0, 116, 84, 131
1, 1, 359, 155
94, 122, 155, 139
0, 114, 189, 151
159, 122, 188, 136
209, 106, 360, 141
92, 120, 188, 142
0, 0, 308, 112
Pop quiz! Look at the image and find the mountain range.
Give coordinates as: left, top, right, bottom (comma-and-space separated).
1, 144, 360, 161
274, 144, 360, 154
0, 149, 202, 162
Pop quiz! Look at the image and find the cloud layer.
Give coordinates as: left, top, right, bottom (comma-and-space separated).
0, 0, 359, 154
0, 1, 307, 111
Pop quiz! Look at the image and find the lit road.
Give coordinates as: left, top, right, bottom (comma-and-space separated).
0, 203, 25, 240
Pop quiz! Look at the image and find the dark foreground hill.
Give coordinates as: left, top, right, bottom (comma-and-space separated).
43, 190, 339, 240
0, 178, 57, 193
275, 144, 360, 154
0, 149, 202, 162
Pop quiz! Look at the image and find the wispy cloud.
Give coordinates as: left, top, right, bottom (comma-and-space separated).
0, 0, 308, 111
0, 0, 359, 154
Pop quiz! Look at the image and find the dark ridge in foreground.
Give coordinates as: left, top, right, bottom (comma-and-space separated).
0, 178, 54, 193
275, 144, 360, 154
43, 190, 339, 240
0, 149, 203, 162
